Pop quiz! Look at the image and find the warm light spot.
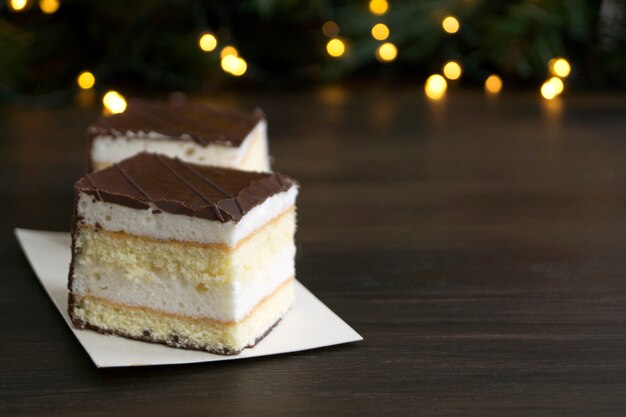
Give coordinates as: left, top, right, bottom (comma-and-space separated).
424, 74, 447, 100
221, 55, 247, 76
220, 46, 238, 58
326, 38, 346, 58
371, 23, 390, 41
39, 0, 59, 13
485, 74, 502, 94
322, 21, 339, 37
77, 71, 95, 89
198, 33, 217, 52
548, 76, 564, 95
230, 58, 247, 76
221, 55, 238, 73
102, 91, 127, 114
221, 55, 237, 72
442, 16, 460, 34
540, 80, 558, 100
442, 61, 462, 80
376, 42, 397, 62
369, 0, 388, 16
9, 0, 28, 11
549, 57, 571, 78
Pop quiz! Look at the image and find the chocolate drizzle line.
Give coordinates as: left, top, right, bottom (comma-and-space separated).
275, 173, 284, 188
84, 173, 103, 201
154, 155, 225, 222
113, 163, 154, 203
175, 158, 244, 215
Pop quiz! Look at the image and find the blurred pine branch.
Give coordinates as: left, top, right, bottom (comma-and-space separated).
0, 0, 624, 105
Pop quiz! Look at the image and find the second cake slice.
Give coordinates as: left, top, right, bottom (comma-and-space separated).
68, 152, 298, 354
88, 99, 270, 172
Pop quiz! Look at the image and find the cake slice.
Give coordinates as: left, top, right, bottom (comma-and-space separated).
87, 99, 270, 172
68, 152, 298, 354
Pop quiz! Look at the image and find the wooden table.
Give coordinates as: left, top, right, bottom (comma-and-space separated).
2, 87, 626, 416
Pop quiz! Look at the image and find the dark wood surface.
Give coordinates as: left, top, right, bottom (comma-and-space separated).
2, 87, 626, 416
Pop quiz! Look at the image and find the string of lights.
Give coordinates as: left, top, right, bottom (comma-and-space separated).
1, 0, 615, 111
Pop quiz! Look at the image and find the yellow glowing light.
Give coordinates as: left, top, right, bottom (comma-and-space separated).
102, 91, 127, 114
371, 23, 390, 41
369, 0, 388, 16
326, 38, 346, 58
39, 0, 59, 13
376, 42, 397, 62
424, 74, 447, 100
221, 55, 237, 72
484, 74, 503, 94
9, 0, 28, 11
540, 81, 558, 100
76, 71, 95, 90
442, 16, 460, 34
442, 61, 462, 80
322, 21, 339, 37
198, 33, 217, 52
549, 58, 571, 78
230, 58, 247, 76
221, 55, 247, 76
548, 76, 564, 95
220, 46, 238, 59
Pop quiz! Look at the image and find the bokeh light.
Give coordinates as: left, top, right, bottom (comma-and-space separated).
442, 16, 460, 34
102, 91, 127, 114
548, 76, 564, 95
199, 33, 217, 52
327, 38, 346, 58
9, 0, 29, 11
425, 74, 447, 100
39, 0, 59, 14
77, 71, 95, 90
376, 42, 397, 62
484, 75, 503, 94
549, 58, 571, 78
221, 55, 247, 76
540, 81, 558, 100
322, 21, 339, 37
369, 0, 388, 16
230, 58, 247, 76
442, 61, 462, 80
220, 46, 238, 59
371, 23, 390, 41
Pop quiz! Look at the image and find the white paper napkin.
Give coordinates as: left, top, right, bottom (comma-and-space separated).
15, 228, 362, 367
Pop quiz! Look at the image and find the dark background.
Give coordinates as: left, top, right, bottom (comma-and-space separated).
1, 0, 625, 107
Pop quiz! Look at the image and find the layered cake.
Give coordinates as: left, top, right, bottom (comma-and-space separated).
68, 152, 298, 354
87, 99, 270, 172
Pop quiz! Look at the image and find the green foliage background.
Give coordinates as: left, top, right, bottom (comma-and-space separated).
0, 0, 624, 105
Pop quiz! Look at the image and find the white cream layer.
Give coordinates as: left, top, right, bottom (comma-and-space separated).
77, 186, 298, 247
91, 120, 269, 172
72, 244, 295, 322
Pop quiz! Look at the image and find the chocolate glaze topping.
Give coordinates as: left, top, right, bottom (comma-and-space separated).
84, 173, 102, 200
75, 152, 297, 223
154, 155, 225, 222
87, 99, 265, 147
